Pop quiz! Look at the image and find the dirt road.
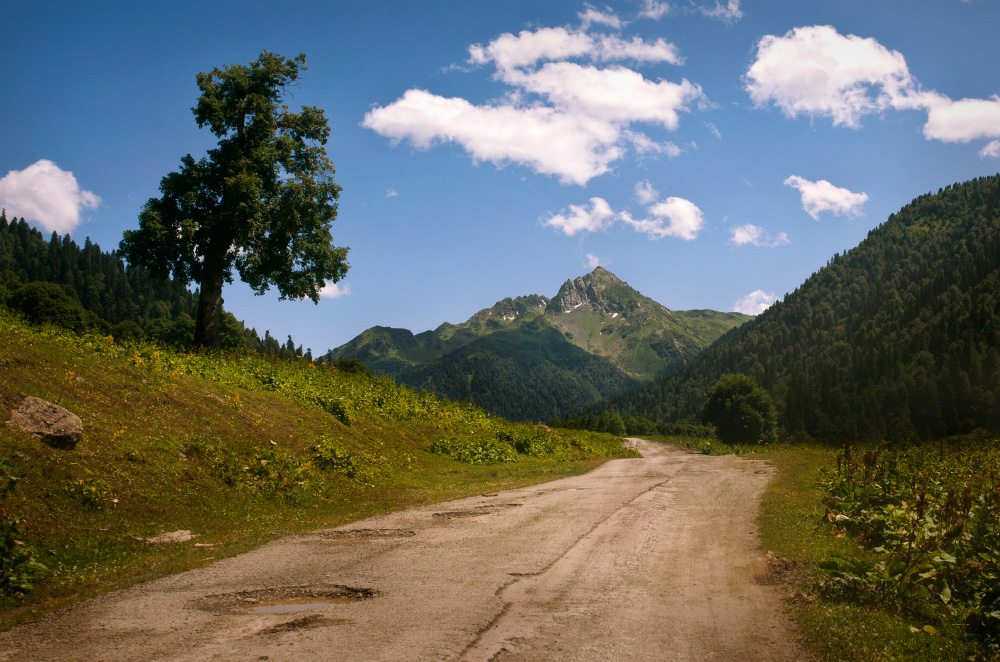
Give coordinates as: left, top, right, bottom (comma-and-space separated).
0, 440, 810, 661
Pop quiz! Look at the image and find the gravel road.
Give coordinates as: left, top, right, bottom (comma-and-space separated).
0, 439, 811, 661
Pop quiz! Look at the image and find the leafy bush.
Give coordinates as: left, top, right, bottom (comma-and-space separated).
312, 434, 392, 486
701, 373, 777, 445
0, 459, 48, 594
64, 476, 116, 510
8, 282, 89, 332
430, 433, 519, 465
209, 441, 316, 497
819, 436, 1000, 655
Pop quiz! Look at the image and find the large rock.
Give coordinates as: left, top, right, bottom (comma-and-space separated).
8, 396, 83, 450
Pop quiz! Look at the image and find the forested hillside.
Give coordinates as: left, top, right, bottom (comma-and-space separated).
0, 211, 312, 359
398, 317, 641, 421
601, 175, 1000, 443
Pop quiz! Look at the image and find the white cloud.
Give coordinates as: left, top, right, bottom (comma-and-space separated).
634, 180, 659, 205
623, 196, 704, 240
733, 290, 777, 315
701, 0, 743, 22
784, 175, 868, 220
319, 281, 351, 299
623, 131, 681, 157
981, 140, 1000, 159
745, 25, 924, 128
640, 0, 671, 20
363, 89, 621, 185
922, 94, 1000, 143
578, 6, 622, 30
730, 223, 790, 247
468, 27, 593, 71
368, 20, 700, 186
585, 253, 607, 269
705, 121, 722, 140
501, 63, 702, 129
386, 188, 398, 198
543, 197, 617, 236
0, 159, 100, 234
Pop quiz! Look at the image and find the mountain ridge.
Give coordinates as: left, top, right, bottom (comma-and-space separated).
326, 267, 749, 421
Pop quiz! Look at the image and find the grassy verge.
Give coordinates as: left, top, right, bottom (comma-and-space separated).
657, 434, 990, 661
0, 311, 635, 630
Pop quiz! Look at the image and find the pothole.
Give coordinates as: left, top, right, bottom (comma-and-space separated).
258, 614, 350, 635
433, 503, 522, 519
305, 529, 416, 542
197, 585, 377, 615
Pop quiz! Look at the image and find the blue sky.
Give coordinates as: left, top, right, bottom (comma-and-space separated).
2, 0, 999, 355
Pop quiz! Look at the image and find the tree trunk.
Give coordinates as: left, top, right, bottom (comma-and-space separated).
193, 253, 225, 348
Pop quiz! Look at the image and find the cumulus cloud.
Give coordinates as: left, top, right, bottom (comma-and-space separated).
585, 253, 608, 268
634, 180, 659, 205
386, 188, 399, 198
701, 0, 742, 22
784, 175, 868, 220
626, 197, 704, 240
0, 159, 100, 234
640, 0, 671, 20
365, 18, 701, 186
922, 95, 1000, 143
319, 282, 351, 299
981, 140, 1000, 159
545, 188, 704, 241
733, 290, 777, 315
745, 24, 1000, 154
578, 6, 622, 30
730, 223, 790, 247
745, 25, 925, 128
543, 197, 617, 236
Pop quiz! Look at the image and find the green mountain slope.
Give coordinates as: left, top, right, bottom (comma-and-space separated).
601, 174, 1000, 443
328, 268, 747, 422
398, 317, 641, 421
544, 267, 749, 381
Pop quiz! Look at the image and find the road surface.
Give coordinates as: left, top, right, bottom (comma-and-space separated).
0, 439, 810, 661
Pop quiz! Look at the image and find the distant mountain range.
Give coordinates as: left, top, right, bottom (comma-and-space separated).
325, 267, 748, 421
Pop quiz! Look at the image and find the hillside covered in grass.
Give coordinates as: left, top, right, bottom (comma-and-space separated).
0, 309, 633, 627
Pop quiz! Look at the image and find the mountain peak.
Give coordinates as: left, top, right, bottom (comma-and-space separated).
546, 267, 637, 315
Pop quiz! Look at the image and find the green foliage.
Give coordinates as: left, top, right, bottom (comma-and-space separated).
119, 51, 348, 347
0, 459, 48, 595
819, 436, 1000, 657
7, 282, 90, 332
208, 441, 316, 498
600, 175, 1000, 444
312, 434, 395, 486
701, 374, 778, 445
64, 476, 116, 511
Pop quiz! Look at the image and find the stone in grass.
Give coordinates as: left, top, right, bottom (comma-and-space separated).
136, 530, 200, 544
8, 396, 84, 450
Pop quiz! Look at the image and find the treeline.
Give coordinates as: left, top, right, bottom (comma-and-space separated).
592, 175, 1000, 444
551, 410, 714, 438
0, 210, 313, 361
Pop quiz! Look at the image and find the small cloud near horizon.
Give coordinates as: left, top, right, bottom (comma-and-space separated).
733, 289, 777, 315
0, 159, 100, 234
319, 282, 351, 299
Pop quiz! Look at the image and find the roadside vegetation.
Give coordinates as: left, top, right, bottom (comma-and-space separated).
662, 432, 999, 661
0, 309, 635, 629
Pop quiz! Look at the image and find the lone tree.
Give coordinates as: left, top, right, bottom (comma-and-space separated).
120, 51, 348, 347
701, 373, 778, 445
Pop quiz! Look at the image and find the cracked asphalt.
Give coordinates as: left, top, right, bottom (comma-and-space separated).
0, 439, 811, 661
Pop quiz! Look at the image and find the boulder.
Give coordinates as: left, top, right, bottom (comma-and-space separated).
8, 396, 84, 450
